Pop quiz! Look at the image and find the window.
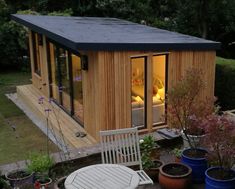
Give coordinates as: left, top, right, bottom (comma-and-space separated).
32, 32, 42, 76
131, 54, 167, 129
152, 55, 166, 125
131, 57, 146, 128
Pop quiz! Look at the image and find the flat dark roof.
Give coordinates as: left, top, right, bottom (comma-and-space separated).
12, 14, 220, 52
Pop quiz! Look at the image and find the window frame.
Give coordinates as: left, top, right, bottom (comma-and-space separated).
131, 55, 148, 129
32, 31, 43, 76
46, 39, 84, 126
152, 53, 169, 127
130, 53, 168, 130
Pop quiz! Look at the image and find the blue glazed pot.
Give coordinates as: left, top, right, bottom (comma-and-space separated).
205, 167, 235, 189
181, 148, 207, 183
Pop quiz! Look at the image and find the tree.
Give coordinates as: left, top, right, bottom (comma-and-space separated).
175, 0, 235, 40
0, 0, 28, 70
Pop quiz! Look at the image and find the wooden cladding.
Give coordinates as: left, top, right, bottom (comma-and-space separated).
83, 51, 216, 140
168, 51, 216, 101
27, 31, 216, 141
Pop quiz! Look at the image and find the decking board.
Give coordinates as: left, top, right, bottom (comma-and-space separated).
17, 84, 97, 149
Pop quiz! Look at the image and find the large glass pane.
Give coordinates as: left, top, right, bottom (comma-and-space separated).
32, 32, 42, 76
49, 43, 59, 102
131, 57, 145, 128
58, 48, 71, 112
152, 55, 166, 125
72, 54, 84, 122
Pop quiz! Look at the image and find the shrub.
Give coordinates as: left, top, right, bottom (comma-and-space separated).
27, 153, 54, 176
140, 135, 156, 169
200, 114, 235, 174
215, 57, 235, 110
0, 0, 29, 70
167, 68, 213, 148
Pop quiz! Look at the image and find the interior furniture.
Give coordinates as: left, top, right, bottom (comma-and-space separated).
64, 164, 139, 189
100, 127, 153, 185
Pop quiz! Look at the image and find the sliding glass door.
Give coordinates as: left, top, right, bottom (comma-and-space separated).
58, 48, 71, 112
47, 41, 84, 124
48, 42, 60, 102
71, 54, 83, 121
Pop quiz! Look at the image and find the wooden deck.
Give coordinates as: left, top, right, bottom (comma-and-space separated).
17, 84, 97, 149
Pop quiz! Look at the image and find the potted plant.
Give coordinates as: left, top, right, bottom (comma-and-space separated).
5, 167, 34, 188
0, 174, 11, 189
140, 135, 163, 181
200, 114, 235, 189
172, 148, 182, 162
140, 135, 160, 159
167, 68, 213, 183
159, 162, 192, 189
53, 176, 67, 189
27, 152, 54, 189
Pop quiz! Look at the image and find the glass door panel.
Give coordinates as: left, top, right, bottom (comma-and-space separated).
58, 48, 71, 112
131, 57, 146, 128
49, 43, 60, 102
71, 54, 84, 122
152, 55, 166, 125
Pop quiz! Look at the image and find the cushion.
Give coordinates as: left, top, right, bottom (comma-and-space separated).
158, 88, 165, 100
153, 85, 158, 95
153, 75, 164, 89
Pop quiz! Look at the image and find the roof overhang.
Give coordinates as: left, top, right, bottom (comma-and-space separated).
11, 14, 221, 52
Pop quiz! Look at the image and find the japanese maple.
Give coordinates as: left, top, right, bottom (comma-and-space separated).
200, 114, 235, 174
167, 68, 214, 148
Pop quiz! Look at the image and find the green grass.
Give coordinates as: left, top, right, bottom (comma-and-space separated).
0, 72, 59, 165
216, 57, 235, 68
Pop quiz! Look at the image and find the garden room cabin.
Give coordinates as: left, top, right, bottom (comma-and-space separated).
11, 15, 220, 147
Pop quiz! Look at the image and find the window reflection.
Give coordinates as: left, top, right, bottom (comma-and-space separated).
72, 55, 83, 121
48, 41, 84, 123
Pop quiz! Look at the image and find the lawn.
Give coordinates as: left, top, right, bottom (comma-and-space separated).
0, 71, 59, 165
216, 56, 235, 67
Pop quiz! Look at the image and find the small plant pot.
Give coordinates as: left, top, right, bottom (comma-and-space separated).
175, 157, 181, 163
0, 177, 11, 189
181, 148, 207, 183
54, 176, 67, 189
150, 147, 160, 159
205, 167, 235, 189
35, 177, 53, 189
159, 162, 192, 189
5, 170, 34, 188
181, 131, 205, 148
144, 160, 163, 182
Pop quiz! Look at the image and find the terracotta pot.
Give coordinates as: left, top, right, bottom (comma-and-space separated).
53, 176, 67, 189
175, 157, 181, 163
144, 160, 163, 182
159, 162, 192, 189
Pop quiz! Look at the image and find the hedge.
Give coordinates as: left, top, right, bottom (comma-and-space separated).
215, 57, 235, 110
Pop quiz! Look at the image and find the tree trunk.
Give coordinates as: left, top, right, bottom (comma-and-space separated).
199, 0, 208, 39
